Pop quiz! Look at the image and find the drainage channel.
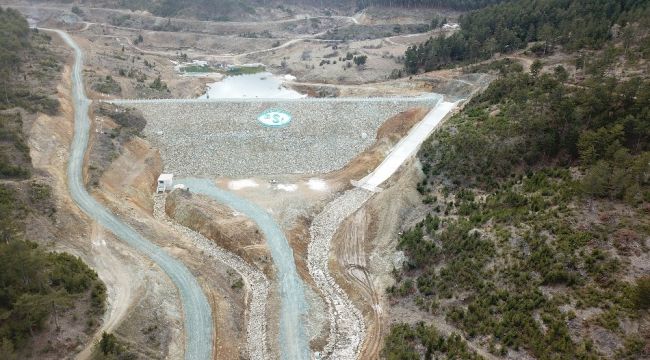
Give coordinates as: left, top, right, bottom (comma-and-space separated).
177, 178, 310, 360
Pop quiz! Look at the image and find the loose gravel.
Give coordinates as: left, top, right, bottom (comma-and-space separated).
153, 194, 270, 360
308, 188, 372, 359
119, 98, 439, 177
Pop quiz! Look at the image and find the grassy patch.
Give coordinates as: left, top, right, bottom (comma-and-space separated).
226, 65, 265, 76
92, 75, 122, 95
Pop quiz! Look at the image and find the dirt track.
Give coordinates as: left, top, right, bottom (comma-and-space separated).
15, 4, 496, 359
53, 29, 214, 360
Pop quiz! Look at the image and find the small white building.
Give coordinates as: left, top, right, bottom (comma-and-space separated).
157, 173, 173, 193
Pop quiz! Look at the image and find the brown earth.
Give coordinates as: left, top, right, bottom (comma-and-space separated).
5, 5, 491, 358
92, 135, 250, 359
325, 106, 430, 187
329, 158, 425, 360
165, 189, 274, 275
9, 31, 188, 360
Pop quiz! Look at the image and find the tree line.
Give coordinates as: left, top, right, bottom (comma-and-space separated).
356, 0, 505, 11
404, 0, 650, 73
385, 0, 650, 358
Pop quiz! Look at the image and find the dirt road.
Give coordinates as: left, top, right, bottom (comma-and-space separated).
51, 28, 213, 360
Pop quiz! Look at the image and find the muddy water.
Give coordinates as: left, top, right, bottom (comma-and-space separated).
199, 72, 306, 99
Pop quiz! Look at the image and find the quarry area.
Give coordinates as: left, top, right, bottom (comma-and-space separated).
4, 2, 491, 359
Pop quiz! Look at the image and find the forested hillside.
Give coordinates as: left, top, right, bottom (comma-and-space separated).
53, 0, 501, 21
0, 7, 106, 359
80, 0, 350, 21
384, 0, 650, 358
355, 0, 505, 11
404, 0, 650, 72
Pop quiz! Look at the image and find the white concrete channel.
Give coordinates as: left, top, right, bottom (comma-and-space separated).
355, 100, 459, 191
51, 29, 213, 360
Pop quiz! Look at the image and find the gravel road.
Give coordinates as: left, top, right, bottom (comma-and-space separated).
176, 178, 311, 360
52, 29, 213, 360
153, 194, 269, 360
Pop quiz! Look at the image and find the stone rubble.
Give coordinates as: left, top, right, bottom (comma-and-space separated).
308, 188, 372, 360
153, 194, 270, 360
123, 98, 438, 177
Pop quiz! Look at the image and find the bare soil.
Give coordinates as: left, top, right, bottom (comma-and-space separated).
165, 190, 274, 275
1, 4, 495, 358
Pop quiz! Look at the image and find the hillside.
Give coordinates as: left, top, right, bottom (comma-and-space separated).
52, 0, 354, 21
0, 7, 106, 359
2, 0, 648, 358
404, 0, 649, 72
384, 0, 650, 359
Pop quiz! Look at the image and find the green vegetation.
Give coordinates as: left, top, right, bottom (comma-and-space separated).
384, 323, 483, 359
404, 0, 650, 72
422, 72, 649, 200
0, 202, 106, 354
634, 276, 650, 310
117, 0, 257, 21
0, 8, 61, 115
148, 76, 169, 92
179, 64, 220, 73
71, 5, 84, 17
0, 113, 31, 179
0, 8, 107, 358
386, 1, 650, 358
88, 104, 147, 187
178, 64, 265, 75
356, 0, 506, 11
354, 55, 368, 66
318, 23, 430, 41
226, 65, 265, 76
92, 332, 137, 360
231, 278, 244, 290
92, 75, 122, 95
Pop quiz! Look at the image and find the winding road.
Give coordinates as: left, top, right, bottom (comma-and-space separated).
176, 178, 310, 360
51, 29, 214, 360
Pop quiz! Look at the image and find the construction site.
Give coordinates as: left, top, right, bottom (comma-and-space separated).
2, 2, 491, 359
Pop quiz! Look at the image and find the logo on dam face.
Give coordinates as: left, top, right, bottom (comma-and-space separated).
257, 108, 292, 128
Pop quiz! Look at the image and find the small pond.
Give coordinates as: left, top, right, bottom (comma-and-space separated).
199, 72, 306, 99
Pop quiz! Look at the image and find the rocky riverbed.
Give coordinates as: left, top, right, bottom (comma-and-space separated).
308, 188, 372, 359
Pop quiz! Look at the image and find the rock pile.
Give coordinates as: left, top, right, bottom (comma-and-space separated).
308, 188, 372, 359
126, 98, 437, 177
153, 194, 270, 360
